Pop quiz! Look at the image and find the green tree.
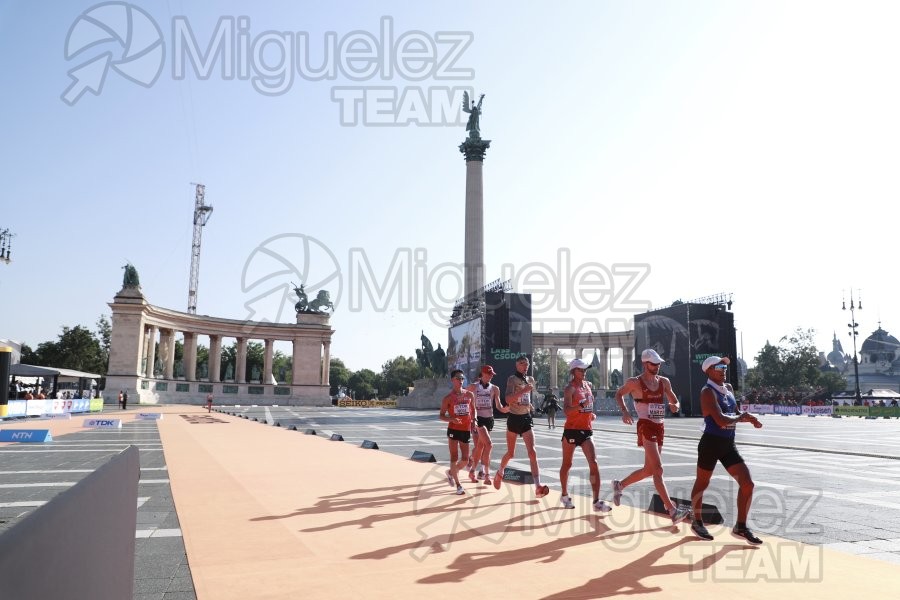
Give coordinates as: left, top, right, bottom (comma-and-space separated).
329, 357, 351, 395
272, 350, 291, 384
818, 371, 848, 396
746, 342, 782, 388
195, 345, 209, 379
95, 314, 111, 369
348, 368, 379, 399
531, 349, 569, 390
220, 343, 236, 380
246, 342, 265, 382
20, 343, 37, 364
379, 355, 419, 397
31, 325, 105, 374
746, 328, 844, 396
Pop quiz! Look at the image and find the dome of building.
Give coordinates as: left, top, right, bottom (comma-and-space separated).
860, 326, 899, 364
827, 332, 847, 369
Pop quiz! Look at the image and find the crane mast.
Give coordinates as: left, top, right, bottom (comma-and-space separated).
187, 183, 213, 314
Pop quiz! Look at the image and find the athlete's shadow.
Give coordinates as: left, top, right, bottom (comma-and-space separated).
250, 481, 450, 520
352, 510, 594, 561
417, 518, 670, 584
249, 481, 493, 530
541, 539, 756, 599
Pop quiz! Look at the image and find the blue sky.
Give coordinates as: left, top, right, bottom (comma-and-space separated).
2, 0, 900, 373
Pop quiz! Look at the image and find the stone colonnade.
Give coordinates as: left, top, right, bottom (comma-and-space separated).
105, 285, 334, 406
532, 332, 635, 391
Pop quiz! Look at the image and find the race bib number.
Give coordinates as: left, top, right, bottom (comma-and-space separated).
518, 393, 531, 406
580, 395, 594, 413
476, 395, 492, 409
454, 404, 470, 416
648, 403, 665, 418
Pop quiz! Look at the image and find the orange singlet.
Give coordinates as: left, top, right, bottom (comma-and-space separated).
449, 391, 473, 431
564, 382, 594, 430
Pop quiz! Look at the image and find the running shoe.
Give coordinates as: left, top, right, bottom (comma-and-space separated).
560, 495, 575, 509
731, 526, 763, 545
691, 520, 714, 540
446, 469, 454, 487
612, 479, 623, 507
535, 485, 550, 498
593, 500, 612, 513
477, 469, 485, 479
456, 485, 465, 496
493, 471, 503, 490
670, 505, 692, 524
482, 473, 491, 485
468, 470, 478, 483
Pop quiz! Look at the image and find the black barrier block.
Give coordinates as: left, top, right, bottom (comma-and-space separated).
410, 450, 436, 462
649, 494, 722, 525
274, 419, 306, 428
501, 467, 534, 485
304, 428, 317, 435
361, 440, 379, 450
865, 416, 877, 420
330, 433, 344, 441
832, 414, 842, 418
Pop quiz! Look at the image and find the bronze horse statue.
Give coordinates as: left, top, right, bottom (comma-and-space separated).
307, 290, 334, 313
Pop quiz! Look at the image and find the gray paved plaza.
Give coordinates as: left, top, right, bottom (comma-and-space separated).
2, 407, 899, 599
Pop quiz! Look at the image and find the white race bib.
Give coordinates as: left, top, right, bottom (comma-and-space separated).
453, 404, 469, 416
648, 403, 665, 418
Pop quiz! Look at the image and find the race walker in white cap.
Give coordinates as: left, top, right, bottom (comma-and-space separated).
689, 356, 764, 544
558, 358, 613, 512
612, 348, 691, 524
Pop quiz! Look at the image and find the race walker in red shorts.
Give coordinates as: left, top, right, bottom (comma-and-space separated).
612, 349, 691, 524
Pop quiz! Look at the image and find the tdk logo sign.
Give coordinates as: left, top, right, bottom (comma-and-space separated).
83, 419, 123, 429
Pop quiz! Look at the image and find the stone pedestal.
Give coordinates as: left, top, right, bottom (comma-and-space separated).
296, 312, 331, 326
398, 378, 452, 409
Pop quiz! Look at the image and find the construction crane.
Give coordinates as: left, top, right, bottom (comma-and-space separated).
187, 183, 213, 314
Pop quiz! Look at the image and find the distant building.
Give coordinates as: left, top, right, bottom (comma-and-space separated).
825, 324, 900, 392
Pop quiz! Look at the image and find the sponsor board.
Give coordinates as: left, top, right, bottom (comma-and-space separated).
337, 399, 398, 408
136, 413, 164, 420
0, 429, 53, 442
83, 419, 123, 429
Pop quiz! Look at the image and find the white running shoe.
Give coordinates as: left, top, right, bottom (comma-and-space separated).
560, 495, 575, 509
456, 485, 465, 496
593, 499, 612, 513
446, 470, 454, 487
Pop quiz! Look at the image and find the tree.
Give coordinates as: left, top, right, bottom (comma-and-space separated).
20, 343, 37, 364
746, 328, 846, 397
818, 371, 847, 396
246, 342, 264, 382
746, 342, 782, 388
220, 344, 236, 381
95, 315, 111, 370
329, 357, 351, 395
195, 345, 209, 379
30, 325, 105, 375
379, 355, 419, 397
348, 368, 379, 399
531, 349, 568, 390
272, 350, 291, 384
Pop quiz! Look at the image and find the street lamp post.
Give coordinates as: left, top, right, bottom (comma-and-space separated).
0, 228, 14, 265
843, 289, 862, 404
